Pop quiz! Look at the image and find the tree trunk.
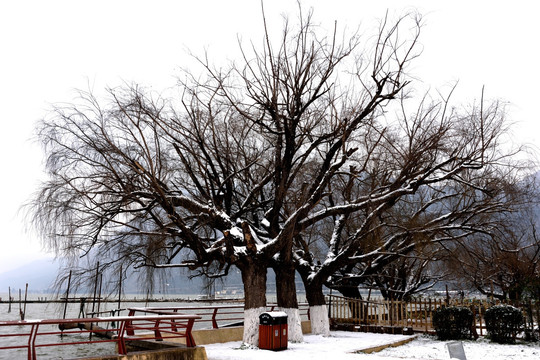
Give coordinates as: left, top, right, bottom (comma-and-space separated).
239, 260, 268, 346
304, 277, 330, 336
274, 263, 303, 342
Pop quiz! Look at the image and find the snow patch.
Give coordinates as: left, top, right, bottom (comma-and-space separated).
242, 307, 265, 346
310, 305, 330, 336
205, 331, 415, 359
206, 332, 540, 360
280, 307, 304, 343
230, 226, 243, 238
233, 246, 247, 256
296, 258, 310, 267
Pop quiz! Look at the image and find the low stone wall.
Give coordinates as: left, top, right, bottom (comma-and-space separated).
192, 326, 244, 345
191, 320, 312, 345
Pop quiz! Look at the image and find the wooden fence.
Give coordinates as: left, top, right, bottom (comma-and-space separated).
327, 295, 540, 335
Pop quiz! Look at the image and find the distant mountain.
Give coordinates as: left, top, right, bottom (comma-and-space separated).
0, 258, 280, 297
0, 258, 58, 293
0, 257, 246, 297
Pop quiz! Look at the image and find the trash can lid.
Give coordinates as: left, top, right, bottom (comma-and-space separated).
260, 311, 288, 318
259, 311, 288, 325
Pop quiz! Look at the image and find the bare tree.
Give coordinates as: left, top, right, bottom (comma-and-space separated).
332, 245, 448, 302
446, 178, 540, 301
293, 88, 527, 334
30, 8, 425, 344
167, 8, 425, 341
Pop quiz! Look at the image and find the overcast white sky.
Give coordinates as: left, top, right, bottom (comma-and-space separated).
0, 0, 539, 274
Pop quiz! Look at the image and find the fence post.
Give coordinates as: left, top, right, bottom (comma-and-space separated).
186, 318, 197, 347
390, 298, 394, 327
369, 299, 373, 325
212, 308, 219, 329
414, 301, 422, 326
377, 302, 380, 326
117, 320, 127, 355
342, 297, 346, 322
402, 300, 406, 327
424, 298, 428, 333
429, 298, 433, 331
126, 309, 135, 336
337, 297, 340, 322
28, 323, 39, 360
480, 304, 485, 336
153, 319, 163, 341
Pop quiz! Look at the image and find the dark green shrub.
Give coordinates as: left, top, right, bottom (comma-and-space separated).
432, 306, 474, 340
484, 304, 523, 344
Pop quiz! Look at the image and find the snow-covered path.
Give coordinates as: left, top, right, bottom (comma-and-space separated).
204, 331, 540, 359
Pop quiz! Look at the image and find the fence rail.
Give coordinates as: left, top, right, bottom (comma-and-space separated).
327, 295, 540, 335
127, 303, 311, 329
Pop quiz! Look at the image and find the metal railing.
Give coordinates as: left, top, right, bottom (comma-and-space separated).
127, 303, 311, 329
0, 302, 312, 359
0, 314, 200, 360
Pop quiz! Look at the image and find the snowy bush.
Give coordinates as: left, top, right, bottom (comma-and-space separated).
432, 306, 474, 340
484, 304, 523, 344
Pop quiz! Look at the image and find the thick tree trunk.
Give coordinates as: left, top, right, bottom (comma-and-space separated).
304, 278, 330, 336
239, 260, 267, 346
274, 264, 303, 342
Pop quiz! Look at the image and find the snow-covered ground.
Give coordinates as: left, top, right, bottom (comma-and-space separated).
204, 331, 540, 359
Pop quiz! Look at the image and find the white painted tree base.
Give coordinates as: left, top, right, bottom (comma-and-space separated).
280, 307, 304, 343
310, 305, 330, 336
243, 307, 265, 346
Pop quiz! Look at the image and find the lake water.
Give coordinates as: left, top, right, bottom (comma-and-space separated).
0, 296, 245, 359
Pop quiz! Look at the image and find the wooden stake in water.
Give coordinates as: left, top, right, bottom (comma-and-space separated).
97, 273, 103, 316
117, 265, 123, 312
18, 288, 23, 320
23, 283, 28, 320
89, 262, 100, 341
91, 262, 100, 317
63, 270, 72, 320
8, 287, 11, 313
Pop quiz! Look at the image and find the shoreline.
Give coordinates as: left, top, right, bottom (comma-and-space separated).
0, 297, 245, 304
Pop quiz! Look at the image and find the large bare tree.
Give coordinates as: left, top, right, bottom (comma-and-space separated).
174, 9, 424, 340
31, 8, 424, 345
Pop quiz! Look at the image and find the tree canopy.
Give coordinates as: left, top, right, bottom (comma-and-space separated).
29, 7, 533, 345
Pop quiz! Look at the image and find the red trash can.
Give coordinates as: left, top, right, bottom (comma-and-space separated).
259, 311, 288, 350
